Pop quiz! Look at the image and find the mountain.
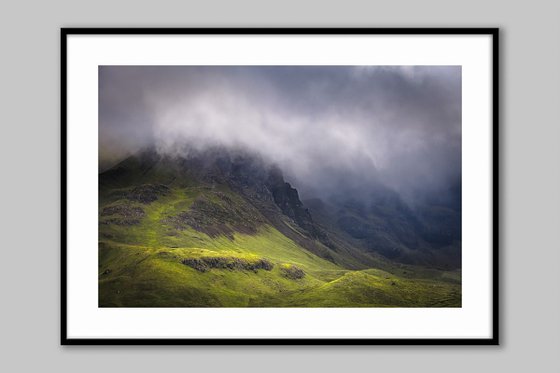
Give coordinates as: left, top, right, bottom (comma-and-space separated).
98, 148, 461, 307
306, 186, 461, 269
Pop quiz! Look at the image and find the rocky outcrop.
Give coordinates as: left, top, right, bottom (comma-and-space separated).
100, 204, 145, 226
181, 256, 274, 272
101, 205, 145, 218
280, 264, 305, 280
126, 184, 170, 204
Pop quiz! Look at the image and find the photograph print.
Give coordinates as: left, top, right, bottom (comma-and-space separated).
98, 65, 463, 308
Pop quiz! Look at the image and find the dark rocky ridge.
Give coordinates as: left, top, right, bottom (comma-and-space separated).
162, 193, 266, 239
99, 147, 461, 269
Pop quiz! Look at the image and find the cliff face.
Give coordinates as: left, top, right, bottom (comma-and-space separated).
266, 167, 314, 233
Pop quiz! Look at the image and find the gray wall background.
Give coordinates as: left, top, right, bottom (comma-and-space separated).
1, 0, 559, 371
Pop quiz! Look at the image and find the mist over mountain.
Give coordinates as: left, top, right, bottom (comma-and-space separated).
98, 66, 462, 306
99, 66, 461, 205
101, 147, 461, 268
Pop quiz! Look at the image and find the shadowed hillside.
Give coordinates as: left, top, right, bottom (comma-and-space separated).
99, 149, 461, 307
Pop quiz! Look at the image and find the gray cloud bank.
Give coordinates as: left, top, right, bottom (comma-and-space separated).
99, 66, 461, 202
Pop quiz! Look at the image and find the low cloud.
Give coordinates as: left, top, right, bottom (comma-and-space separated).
99, 66, 461, 202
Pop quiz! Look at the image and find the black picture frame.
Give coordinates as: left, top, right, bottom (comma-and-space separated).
61, 27, 499, 346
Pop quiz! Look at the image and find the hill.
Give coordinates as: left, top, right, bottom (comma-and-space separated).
98, 149, 461, 307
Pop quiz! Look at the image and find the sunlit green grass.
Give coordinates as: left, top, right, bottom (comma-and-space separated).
99, 184, 461, 307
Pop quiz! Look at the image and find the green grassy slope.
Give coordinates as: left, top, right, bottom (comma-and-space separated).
99, 179, 461, 307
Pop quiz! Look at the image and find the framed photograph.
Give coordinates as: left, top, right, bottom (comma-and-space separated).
62, 28, 499, 344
